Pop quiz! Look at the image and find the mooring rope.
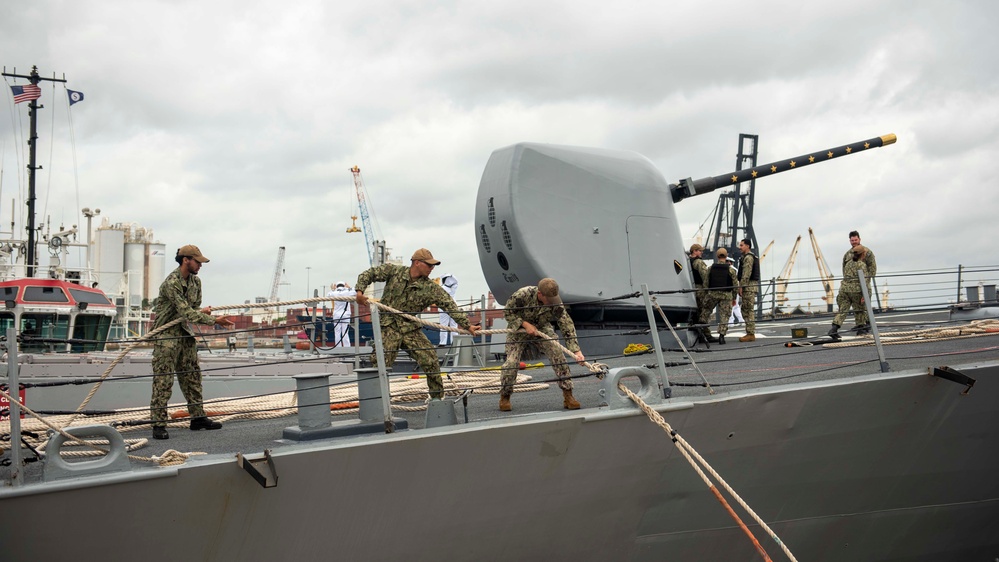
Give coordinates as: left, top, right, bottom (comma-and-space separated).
824, 318, 999, 348
1, 294, 573, 466
67, 317, 184, 425
0, 384, 190, 466
2, 369, 546, 458
616, 383, 797, 562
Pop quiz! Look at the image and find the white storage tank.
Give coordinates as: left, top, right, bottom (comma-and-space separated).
124, 242, 145, 307
146, 243, 167, 301
94, 228, 125, 294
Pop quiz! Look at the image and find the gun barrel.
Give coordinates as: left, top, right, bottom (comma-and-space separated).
671, 133, 896, 202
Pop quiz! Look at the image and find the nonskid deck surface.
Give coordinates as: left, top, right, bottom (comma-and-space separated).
3, 309, 998, 477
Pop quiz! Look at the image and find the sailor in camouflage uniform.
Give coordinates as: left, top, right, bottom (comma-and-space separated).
354, 248, 479, 399
843, 230, 877, 283
499, 278, 585, 411
842, 230, 876, 335
698, 248, 738, 344
150, 245, 234, 440
829, 245, 872, 340
736, 238, 759, 342
688, 244, 710, 341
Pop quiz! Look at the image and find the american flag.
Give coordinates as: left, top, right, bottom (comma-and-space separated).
10, 84, 42, 104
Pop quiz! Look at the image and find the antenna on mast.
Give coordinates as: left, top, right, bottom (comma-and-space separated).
1, 65, 68, 277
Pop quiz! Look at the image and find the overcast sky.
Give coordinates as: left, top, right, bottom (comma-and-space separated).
2, 0, 998, 311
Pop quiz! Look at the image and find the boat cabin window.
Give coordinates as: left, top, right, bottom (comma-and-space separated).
20, 313, 71, 353
71, 315, 112, 352
0, 312, 14, 334
22, 286, 70, 303
69, 288, 113, 306
1, 286, 17, 301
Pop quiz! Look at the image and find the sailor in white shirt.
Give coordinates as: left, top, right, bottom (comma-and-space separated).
327, 281, 355, 347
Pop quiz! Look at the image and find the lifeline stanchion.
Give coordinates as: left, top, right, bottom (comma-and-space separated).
858, 269, 890, 373
651, 297, 714, 395
640, 283, 671, 398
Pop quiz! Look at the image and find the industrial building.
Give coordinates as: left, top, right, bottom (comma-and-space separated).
92, 218, 166, 338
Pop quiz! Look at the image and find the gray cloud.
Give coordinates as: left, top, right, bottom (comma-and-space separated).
3, 0, 997, 310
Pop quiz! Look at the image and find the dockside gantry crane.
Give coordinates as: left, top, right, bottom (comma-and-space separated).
808, 228, 836, 312
348, 166, 387, 267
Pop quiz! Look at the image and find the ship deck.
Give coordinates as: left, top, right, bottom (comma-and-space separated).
3, 308, 999, 562
5, 307, 997, 473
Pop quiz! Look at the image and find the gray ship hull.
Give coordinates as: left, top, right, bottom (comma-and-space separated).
3, 360, 997, 561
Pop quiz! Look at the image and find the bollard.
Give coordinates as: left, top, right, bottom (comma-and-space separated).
284, 368, 408, 440
282, 373, 336, 441
966, 286, 981, 303
294, 374, 333, 430
984, 284, 997, 303
356, 367, 387, 422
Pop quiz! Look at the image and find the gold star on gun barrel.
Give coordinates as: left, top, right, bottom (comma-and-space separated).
845, 146, 852, 154
731, 175, 738, 183
789, 160, 796, 168
808, 155, 815, 163
827, 151, 834, 158
864, 142, 870, 149
751, 169, 758, 178
770, 165, 777, 173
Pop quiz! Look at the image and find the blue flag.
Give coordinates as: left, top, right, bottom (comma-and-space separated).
67, 89, 85, 106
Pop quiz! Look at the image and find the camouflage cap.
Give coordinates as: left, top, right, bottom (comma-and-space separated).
177, 244, 209, 263
411, 248, 441, 265
538, 277, 562, 305
690, 243, 704, 253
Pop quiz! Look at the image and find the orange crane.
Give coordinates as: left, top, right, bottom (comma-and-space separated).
808, 227, 836, 311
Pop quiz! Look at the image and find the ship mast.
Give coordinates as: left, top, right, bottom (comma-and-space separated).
1, 65, 67, 277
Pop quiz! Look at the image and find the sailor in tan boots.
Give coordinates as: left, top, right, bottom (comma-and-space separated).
498, 278, 586, 411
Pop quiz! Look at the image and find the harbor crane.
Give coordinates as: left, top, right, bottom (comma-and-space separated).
348, 166, 387, 267
775, 235, 802, 306
760, 239, 774, 262
808, 228, 836, 312
268, 246, 286, 312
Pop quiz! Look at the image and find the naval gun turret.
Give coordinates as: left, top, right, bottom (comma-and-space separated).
474, 134, 896, 345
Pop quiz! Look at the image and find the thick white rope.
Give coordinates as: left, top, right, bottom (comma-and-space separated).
617, 383, 796, 562
1, 294, 578, 465
824, 319, 999, 348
